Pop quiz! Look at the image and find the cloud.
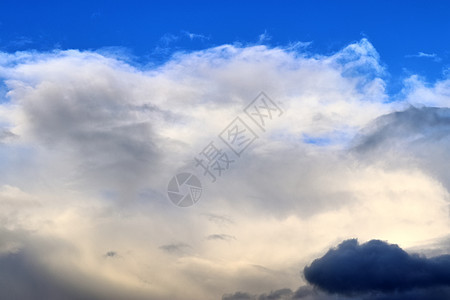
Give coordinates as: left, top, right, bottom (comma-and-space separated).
2, 36, 34, 50
258, 31, 272, 43
0, 38, 449, 299
401, 75, 450, 107
202, 213, 234, 226
353, 106, 450, 152
258, 288, 296, 300
304, 239, 450, 294
416, 52, 438, 58
352, 106, 450, 192
0, 128, 15, 142
222, 286, 341, 300
207, 234, 236, 241
223, 291, 255, 300
406, 52, 441, 62
222, 288, 294, 300
160, 33, 180, 45
152, 31, 209, 46
104, 250, 118, 257
182, 31, 209, 41
224, 237, 450, 300
159, 243, 192, 255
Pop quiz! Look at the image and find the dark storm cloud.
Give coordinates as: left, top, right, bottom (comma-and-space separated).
304, 239, 450, 294
361, 287, 450, 300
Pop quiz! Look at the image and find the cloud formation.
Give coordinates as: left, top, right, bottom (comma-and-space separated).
0, 38, 449, 299
304, 239, 450, 294
353, 106, 450, 191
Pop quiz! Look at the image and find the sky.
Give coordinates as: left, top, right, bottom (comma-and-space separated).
0, 1, 450, 299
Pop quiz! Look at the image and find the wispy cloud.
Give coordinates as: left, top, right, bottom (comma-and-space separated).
182, 31, 209, 41
159, 31, 209, 45
159, 243, 192, 255
406, 51, 441, 62
258, 30, 272, 43
206, 234, 236, 241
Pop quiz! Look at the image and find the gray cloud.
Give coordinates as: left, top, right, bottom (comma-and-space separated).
223, 291, 256, 300
353, 106, 450, 153
207, 234, 236, 241
15, 63, 162, 196
159, 243, 192, 255
222, 289, 296, 300
202, 213, 234, 226
0, 128, 15, 142
352, 106, 450, 191
222, 286, 338, 300
104, 250, 117, 257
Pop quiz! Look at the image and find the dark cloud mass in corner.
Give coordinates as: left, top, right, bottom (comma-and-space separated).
304, 239, 450, 295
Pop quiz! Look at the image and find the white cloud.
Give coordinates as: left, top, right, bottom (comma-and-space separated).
0, 39, 449, 299
402, 75, 450, 107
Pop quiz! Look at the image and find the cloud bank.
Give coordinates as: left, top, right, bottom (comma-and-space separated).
0, 39, 449, 299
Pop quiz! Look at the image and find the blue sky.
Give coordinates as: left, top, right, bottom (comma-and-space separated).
1, 2, 450, 300
1, 0, 449, 93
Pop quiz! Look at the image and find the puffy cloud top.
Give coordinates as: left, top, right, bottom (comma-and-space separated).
304, 239, 450, 294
